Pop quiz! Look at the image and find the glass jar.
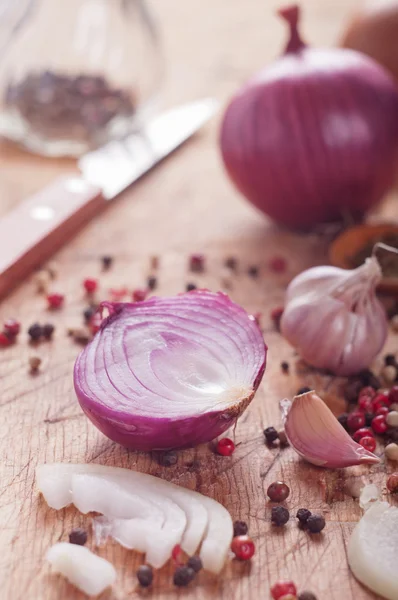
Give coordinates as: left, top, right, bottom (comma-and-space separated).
0, 0, 163, 156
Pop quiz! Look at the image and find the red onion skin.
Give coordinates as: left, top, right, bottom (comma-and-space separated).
74, 294, 266, 451
220, 16, 398, 229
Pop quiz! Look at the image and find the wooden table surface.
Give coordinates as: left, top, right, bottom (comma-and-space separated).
1, 0, 397, 598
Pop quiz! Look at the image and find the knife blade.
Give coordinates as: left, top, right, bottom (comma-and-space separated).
0, 98, 217, 299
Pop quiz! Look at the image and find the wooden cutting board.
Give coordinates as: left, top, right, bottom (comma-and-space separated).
0, 0, 396, 598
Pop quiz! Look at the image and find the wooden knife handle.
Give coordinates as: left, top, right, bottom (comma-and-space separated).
0, 176, 105, 299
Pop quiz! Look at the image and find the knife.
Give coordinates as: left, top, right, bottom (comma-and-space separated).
0, 98, 217, 299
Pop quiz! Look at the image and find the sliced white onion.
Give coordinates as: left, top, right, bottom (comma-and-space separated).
348, 500, 398, 600
46, 542, 116, 596
37, 463, 233, 573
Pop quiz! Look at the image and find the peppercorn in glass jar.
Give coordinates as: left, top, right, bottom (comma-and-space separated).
0, 0, 162, 156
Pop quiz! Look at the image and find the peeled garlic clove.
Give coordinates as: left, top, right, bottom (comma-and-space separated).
46, 542, 116, 596
348, 500, 398, 600
281, 258, 388, 376
282, 391, 380, 468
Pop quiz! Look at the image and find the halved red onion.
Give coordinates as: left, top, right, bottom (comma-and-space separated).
74, 291, 267, 450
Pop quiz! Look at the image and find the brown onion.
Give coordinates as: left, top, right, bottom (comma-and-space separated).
342, 0, 398, 82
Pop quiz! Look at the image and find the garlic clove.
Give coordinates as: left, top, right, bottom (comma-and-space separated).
282, 391, 380, 468
348, 499, 398, 600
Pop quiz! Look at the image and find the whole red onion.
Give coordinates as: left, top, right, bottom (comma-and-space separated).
220, 5, 398, 229
74, 291, 266, 451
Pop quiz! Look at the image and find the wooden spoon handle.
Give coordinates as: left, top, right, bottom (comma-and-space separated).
0, 176, 105, 299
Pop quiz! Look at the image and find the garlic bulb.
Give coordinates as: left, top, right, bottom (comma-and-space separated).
281, 257, 387, 375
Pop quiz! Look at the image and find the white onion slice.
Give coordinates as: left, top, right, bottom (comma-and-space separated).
348, 500, 398, 600
37, 463, 233, 573
46, 542, 116, 596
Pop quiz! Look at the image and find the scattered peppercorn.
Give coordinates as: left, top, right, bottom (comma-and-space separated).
186, 283, 197, 292
352, 427, 374, 442
132, 289, 147, 302
83, 306, 96, 324
89, 313, 102, 335
271, 505, 290, 526
387, 472, 398, 493
29, 356, 41, 372
233, 520, 248, 537
73, 328, 91, 345
69, 528, 87, 546
376, 406, 389, 416
344, 379, 363, 404
147, 275, 157, 291
171, 544, 183, 565
42, 323, 54, 340
387, 411, 398, 427
371, 414, 388, 435
296, 508, 311, 525
225, 256, 237, 271
216, 438, 235, 456
247, 265, 259, 278
264, 426, 279, 444
28, 323, 43, 341
372, 392, 390, 411
298, 592, 318, 600
382, 365, 397, 384
271, 581, 297, 599
189, 254, 205, 273
359, 436, 376, 453
297, 386, 311, 395
389, 386, 398, 405
364, 412, 374, 427
83, 278, 98, 294
347, 411, 365, 432
270, 307, 284, 330
101, 255, 113, 270
306, 514, 325, 534
157, 450, 178, 467
0, 332, 11, 347
277, 429, 288, 446
358, 395, 372, 413
281, 361, 289, 374
387, 428, 398, 444
230, 535, 255, 560
47, 293, 64, 310
384, 354, 397, 367
385, 442, 398, 461
136, 564, 153, 587
4, 319, 21, 337
267, 481, 290, 502
173, 566, 195, 587
358, 369, 381, 390
186, 556, 203, 573
359, 386, 376, 400
269, 256, 287, 274
337, 414, 349, 430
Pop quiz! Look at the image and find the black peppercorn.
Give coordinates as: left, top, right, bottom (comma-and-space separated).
173, 566, 195, 587
281, 361, 289, 374
386, 428, 398, 444
101, 255, 113, 270
365, 412, 374, 427
296, 508, 311, 525
147, 275, 157, 291
299, 592, 318, 600
69, 528, 87, 546
136, 565, 153, 588
297, 386, 311, 395
225, 257, 237, 271
28, 323, 43, 341
263, 426, 279, 444
42, 323, 54, 340
358, 369, 381, 390
233, 520, 248, 537
337, 413, 349, 430
248, 265, 259, 278
385, 354, 397, 367
186, 283, 197, 292
157, 450, 177, 467
83, 306, 95, 324
271, 506, 290, 526
306, 514, 325, 533
344, 379, 362, 404
186, 556, 202, 573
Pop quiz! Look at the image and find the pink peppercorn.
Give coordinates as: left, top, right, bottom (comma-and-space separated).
359, 436, 376, 453
372, 393, 390, 411
269, 256, 287, 274
83, 278, 98, 294
359, 386, 376, 399
358, 395, 373, 413
389, 386, 398, 405
347, 411, 365, 432
47, 293, 64, 309
231, 535, 255, 560
371, 414, 388, 435
189, 254, 205, 273
0, 332, 11, 347
216, 438, 235, 456
3, 319, 21, 337
375, 406, 389, 416
132, 289, 147, 302
353, 427, 374, 442
271, 581, 297, 599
